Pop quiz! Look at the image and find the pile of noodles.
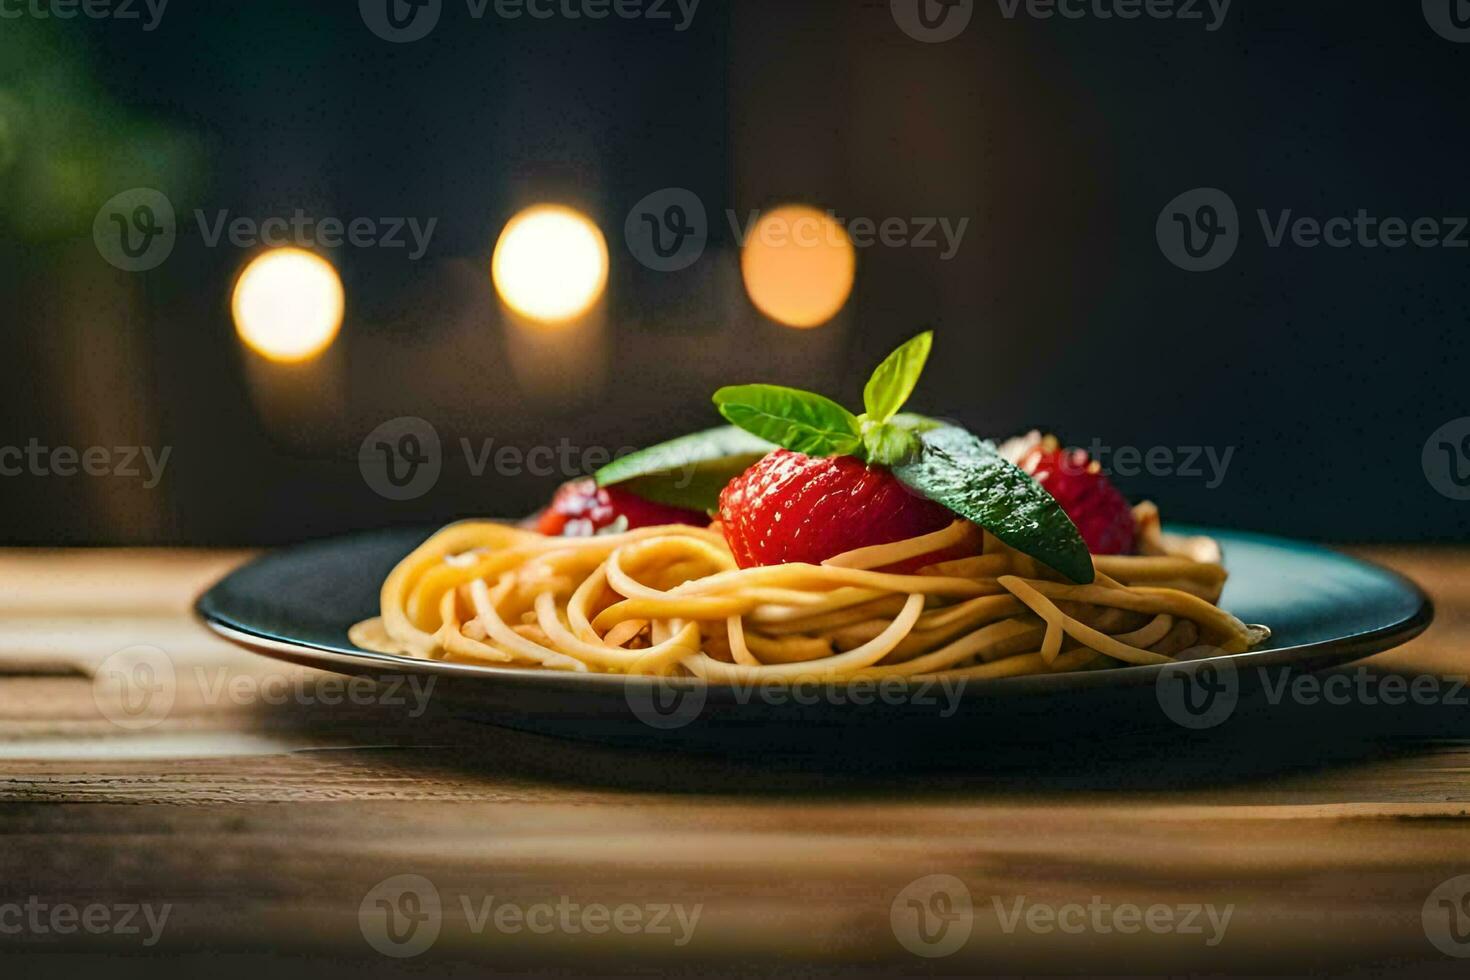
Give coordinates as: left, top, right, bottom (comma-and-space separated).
350, 502, 1267, 682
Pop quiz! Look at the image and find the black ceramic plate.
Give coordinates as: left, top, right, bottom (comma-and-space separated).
195, 525, 1432, 748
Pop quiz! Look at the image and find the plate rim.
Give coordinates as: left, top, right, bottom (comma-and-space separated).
194, 525, 1435, 697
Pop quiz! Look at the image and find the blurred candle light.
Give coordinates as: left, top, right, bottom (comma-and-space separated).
490, 203, 611, 411
740, 204, 855, 329
491, 204, 609, 325
231, 247, 345, 363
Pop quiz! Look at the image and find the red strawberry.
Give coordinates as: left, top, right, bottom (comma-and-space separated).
536, 479, 710, 537
718, 449, 966, 570
1014, 436, 1135, 555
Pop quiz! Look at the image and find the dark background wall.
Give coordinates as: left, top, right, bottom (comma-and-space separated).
1, 0, 1466, 545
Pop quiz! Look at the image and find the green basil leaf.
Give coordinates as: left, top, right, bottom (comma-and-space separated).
861, 420, 922, 467
713, 384, 863, 457
594, 425, 772, 511
862, 331, 933, 424
892, 424, 1095, 584
619, 467, 751, 512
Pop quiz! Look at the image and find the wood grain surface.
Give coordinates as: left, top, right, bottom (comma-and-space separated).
2, 546, 1470, 978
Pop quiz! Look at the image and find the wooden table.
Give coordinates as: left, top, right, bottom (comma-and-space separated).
3, 546, 1470, 977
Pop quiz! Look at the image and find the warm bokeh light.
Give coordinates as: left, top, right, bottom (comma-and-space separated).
740, 204, 856, 329
491, 204, 609, 325
231, 248, 345, 363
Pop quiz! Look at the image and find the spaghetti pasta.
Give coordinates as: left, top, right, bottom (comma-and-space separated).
350, 505, 1269, 682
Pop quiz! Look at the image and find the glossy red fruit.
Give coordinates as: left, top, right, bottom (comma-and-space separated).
1017, 439, 1136, 555
718, 450, 962, 570
536, 479, 710, 537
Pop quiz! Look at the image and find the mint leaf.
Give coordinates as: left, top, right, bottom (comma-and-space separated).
892, 424, 1094, 584
714, 384, 863, 457
595, 425, 772, 512
862, 331, 933, 424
